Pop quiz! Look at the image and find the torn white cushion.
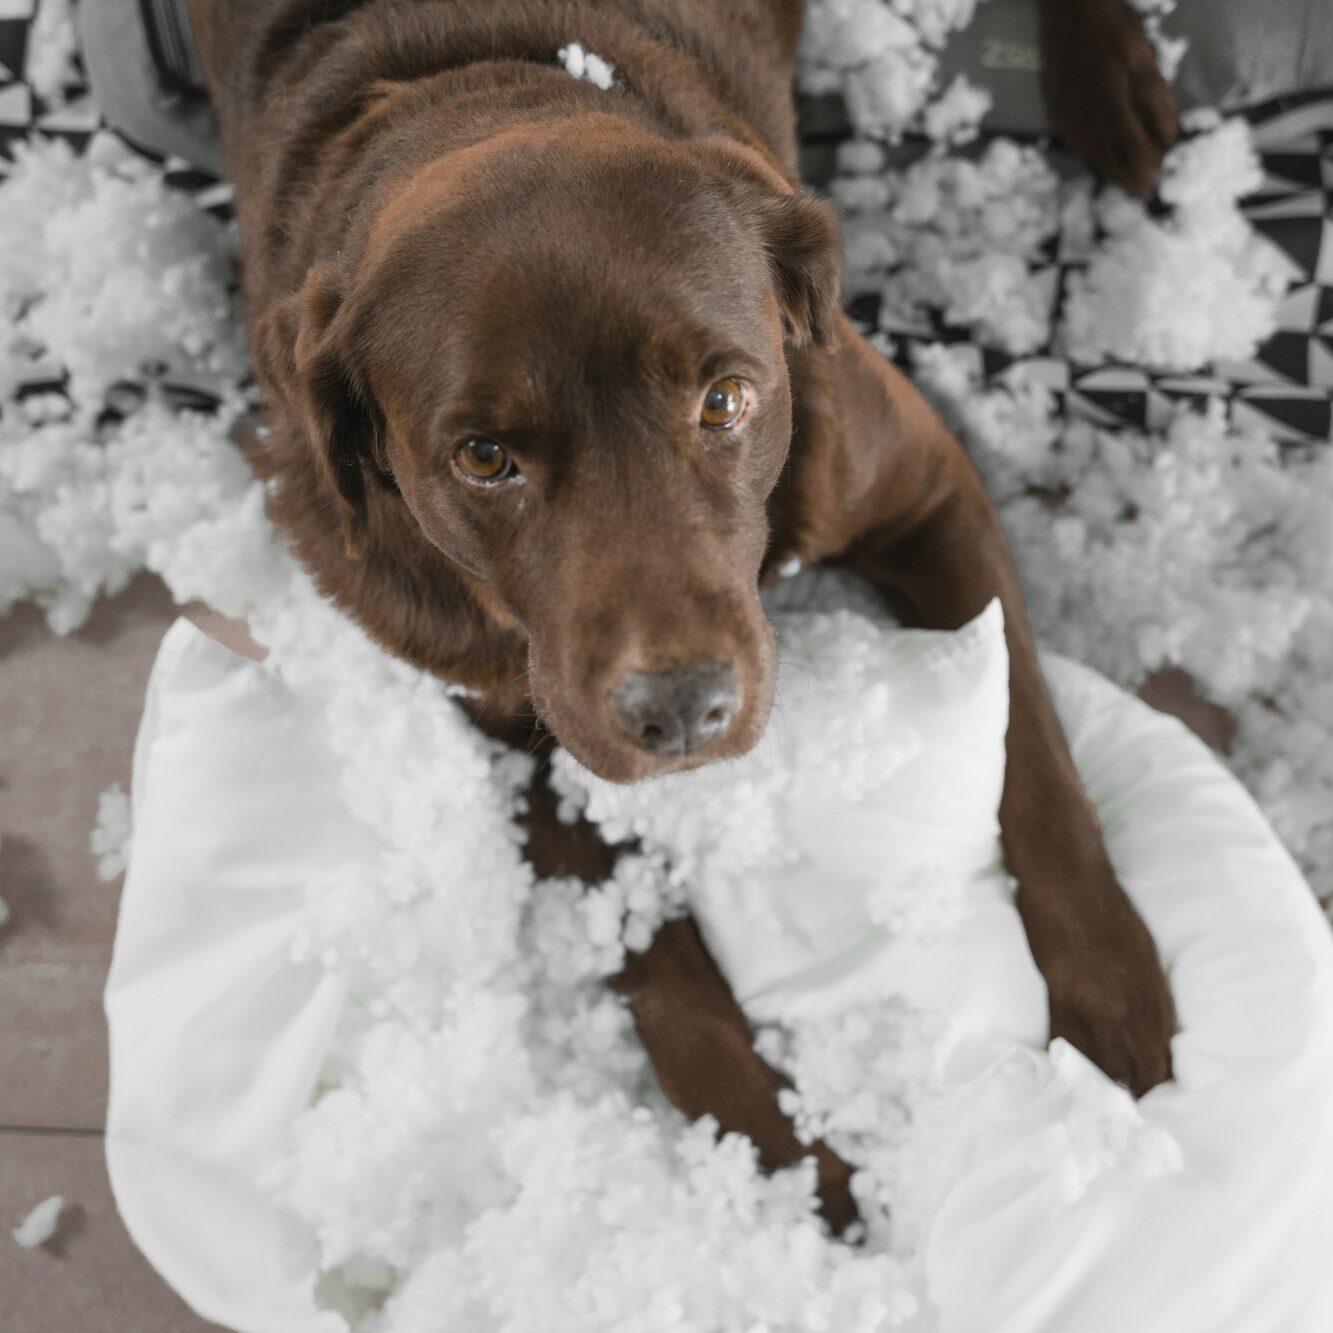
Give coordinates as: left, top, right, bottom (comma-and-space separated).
106, 610, 1333, 1333
560, 600, 1047, 1085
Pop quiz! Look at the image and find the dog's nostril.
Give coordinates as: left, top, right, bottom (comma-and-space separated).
611, 662, 741, 758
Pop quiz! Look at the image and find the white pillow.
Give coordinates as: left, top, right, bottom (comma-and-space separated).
105, 607, 1333, 1333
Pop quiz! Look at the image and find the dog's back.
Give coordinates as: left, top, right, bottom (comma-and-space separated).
191, 0, 807, 309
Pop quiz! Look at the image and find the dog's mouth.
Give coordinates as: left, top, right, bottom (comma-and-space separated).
527, 624, 778, 785
607, 659, 742, 760
557, 716, 763, 784
533, 674, 770, 784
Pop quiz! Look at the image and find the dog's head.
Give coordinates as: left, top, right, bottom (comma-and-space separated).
256, 116, 841, 781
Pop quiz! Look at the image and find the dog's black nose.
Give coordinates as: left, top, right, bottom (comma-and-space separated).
611, 662, 740, 757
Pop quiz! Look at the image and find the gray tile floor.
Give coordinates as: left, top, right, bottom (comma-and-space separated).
1, 574, 221, 1332
0, 573, 1232, 1332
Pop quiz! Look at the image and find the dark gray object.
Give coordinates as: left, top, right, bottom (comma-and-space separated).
78, 0, 1333, 173
78, 0, 223, 173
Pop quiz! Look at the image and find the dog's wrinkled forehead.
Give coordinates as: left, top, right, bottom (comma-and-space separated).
440, 311, 756, 440
457, 254, 767, 404
364, 134, 780, 437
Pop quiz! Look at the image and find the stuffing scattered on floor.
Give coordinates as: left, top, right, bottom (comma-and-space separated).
91, 780, 132, 883
12, 1195, 64, 1250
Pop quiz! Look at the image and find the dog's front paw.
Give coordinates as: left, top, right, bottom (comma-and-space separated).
811, 1142, 860, 1237
1041, 0, 1178, 197
1043, 901, 1176, 1096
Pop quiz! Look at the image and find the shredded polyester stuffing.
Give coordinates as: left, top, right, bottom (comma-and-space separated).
91, 781, 133, 883
12, 1195, 64, 1250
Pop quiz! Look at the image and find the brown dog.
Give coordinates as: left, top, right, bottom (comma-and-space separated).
189, 0, 1178, 1231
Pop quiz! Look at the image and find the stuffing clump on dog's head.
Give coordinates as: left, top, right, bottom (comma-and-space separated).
557, 41, 617, 90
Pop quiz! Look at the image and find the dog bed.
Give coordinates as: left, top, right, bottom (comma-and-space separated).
105, 597, 1333, 1333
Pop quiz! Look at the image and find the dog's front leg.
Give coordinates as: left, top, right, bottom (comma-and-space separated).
498, 725, 856, 1225
790, 319, 1174, 1094
611, 916, 859, 1231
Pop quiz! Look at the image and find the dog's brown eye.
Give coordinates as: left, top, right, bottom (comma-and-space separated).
454, 437, 514, 483
700, 378, 747, 429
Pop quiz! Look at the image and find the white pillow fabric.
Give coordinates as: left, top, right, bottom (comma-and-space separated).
106, 621, 354, 1333
105, 608, 1333, 1333
930, 651, 1333, 1332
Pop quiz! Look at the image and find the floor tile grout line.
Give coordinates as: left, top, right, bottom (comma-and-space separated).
0, 1125, 104, 1138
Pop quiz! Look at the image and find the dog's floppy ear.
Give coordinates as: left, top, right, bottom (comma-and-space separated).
689, 138, 844, 348
252, 263, 384, 559
755, 188, 843, 347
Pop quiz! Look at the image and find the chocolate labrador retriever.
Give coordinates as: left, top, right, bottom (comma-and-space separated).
189, 0, 1178, 1230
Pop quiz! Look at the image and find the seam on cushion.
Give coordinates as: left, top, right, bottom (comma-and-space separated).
127, 618, 206, 828
876, 597, 1006, 684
